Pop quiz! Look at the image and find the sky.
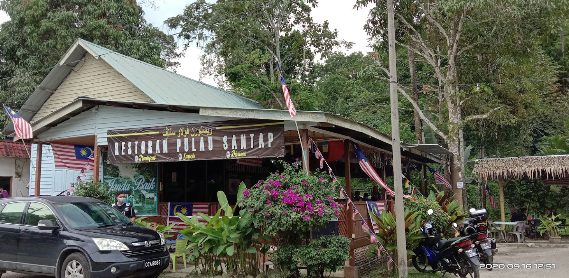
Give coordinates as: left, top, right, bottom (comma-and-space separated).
0, 1, 373, 86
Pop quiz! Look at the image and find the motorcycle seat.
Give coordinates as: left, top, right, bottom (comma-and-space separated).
437, 237, 462, 250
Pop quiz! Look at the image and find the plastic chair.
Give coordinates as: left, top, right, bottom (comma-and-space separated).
170, 239, 188, 271
508, 222, 526, 243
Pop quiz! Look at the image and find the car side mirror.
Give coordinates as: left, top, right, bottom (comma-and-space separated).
38, 219, 59, 230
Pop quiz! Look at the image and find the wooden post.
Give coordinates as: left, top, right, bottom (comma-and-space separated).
498, 177, 506, 229
301, 129, 310, 174
344, 140, 358, 278
34, 143, 42, 196
421, 164, 427, 195
93, 139, 100, 182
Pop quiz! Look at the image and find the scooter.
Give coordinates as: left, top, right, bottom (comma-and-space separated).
412, 209, 480, 278
460, 208, 497, 270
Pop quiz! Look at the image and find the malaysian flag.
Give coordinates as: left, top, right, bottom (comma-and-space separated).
280, 75, 297, 117
367, 201, 385, 233
51, 144, 94, 170
428, 167, 452, 189
3, 105, 33, 140
168, 202, 210, 231
354, 144, 396, 197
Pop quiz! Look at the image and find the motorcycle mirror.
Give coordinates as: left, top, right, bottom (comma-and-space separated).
452, 222, 458, 228
469, 208, 476, 213
427, 209, 434, 215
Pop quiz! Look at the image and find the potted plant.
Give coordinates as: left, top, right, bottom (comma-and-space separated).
537, 213, 562, 243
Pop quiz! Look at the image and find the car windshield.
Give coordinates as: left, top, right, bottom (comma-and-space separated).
55, 202, 130, 229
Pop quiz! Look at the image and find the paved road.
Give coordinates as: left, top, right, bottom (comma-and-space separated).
482, 244, 569, 278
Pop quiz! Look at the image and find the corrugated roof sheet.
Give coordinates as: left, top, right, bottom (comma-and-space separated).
0, 141, 30, 158
78, 39, 262, 109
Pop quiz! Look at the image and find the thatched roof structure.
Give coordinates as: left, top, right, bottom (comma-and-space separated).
473, 155, 569, 181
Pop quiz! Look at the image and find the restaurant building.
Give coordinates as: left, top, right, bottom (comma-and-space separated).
14, 39, 448, 273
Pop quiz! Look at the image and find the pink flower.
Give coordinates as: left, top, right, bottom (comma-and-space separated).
243, 189, 250, 198
303, 214, 312, 221
318, 177, 325, 183
301, 179, 308, 186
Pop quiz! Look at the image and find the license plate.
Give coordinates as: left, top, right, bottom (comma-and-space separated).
481, 242, 491, 250
144, 259, 161, 268
465, 249, 477, 258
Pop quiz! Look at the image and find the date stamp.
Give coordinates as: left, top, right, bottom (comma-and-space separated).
480, 263, 556, 270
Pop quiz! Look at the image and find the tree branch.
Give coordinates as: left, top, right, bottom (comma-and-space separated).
424, 11, 450, 46
397, 86, 448, 141
463, 106, 502, 122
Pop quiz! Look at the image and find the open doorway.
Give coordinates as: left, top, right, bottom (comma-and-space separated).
0, 177, 11, 197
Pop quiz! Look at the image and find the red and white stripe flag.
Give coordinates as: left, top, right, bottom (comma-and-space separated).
51, 143, 94, 170
168, 202, 210, 231
280, 75, 297, 117
3, 105, 33, 140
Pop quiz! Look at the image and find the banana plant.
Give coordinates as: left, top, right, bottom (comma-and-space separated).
177, 182, 262, 276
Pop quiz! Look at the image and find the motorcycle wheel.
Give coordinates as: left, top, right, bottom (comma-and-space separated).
483, 254, 494, 271
411, 254, 431, 273
459, 259, 480, 278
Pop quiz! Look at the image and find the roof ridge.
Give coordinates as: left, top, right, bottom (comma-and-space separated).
78, 39, 258, 104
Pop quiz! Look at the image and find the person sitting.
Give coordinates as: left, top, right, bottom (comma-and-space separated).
0, 186, 9, 198
363, 193, 370, 201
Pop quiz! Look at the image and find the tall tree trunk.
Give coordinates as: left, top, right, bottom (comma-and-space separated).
447, 93, 464, 208
408, 47, 423, 143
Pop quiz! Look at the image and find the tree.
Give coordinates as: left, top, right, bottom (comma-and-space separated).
166, 0, 344, 108
356, 0, 568, 206
0, 0, 179, 112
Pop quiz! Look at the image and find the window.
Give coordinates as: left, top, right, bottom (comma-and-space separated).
26, 203, 57, 226
56, 202, 130, 229
0, 202, 26, 224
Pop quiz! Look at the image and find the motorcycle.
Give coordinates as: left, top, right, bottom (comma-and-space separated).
412, 209, 480, 278
460, 208, 497, 270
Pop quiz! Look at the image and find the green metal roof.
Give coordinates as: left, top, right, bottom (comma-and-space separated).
79, 39, 262, 109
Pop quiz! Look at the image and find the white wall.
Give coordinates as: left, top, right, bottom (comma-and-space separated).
0, 157, 30, 197
29, 144, 93, 196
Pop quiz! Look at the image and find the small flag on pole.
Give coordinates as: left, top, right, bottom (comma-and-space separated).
280, 75, 297, 118
428, 167, 452, 189
3, 105, 33, 140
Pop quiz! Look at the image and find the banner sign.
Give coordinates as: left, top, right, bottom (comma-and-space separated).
105, 174, 158, 216
107, 120, 285, 164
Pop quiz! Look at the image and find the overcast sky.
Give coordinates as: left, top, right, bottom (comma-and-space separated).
0, 1, 373, 85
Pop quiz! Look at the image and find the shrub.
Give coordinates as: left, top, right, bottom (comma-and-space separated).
242, 162, 341, 240
74, 181, 113, 204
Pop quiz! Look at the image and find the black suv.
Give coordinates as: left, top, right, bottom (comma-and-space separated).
0, 197, 169, 278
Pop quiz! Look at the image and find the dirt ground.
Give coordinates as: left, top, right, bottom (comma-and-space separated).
2, 244, 568, 278
481, 244, 569, 278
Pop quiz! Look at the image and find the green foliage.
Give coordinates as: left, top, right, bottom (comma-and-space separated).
167, 0, 342, 107
404, 195, 453, 238
537, 213, 563, 238
273, 236, 350, 278
178, 183, 262, 276
133, 217, 176, 239
74, 181, 113, 204
0, 0, 179, 116
241, 162, 341, 239
369, 208, 424, 256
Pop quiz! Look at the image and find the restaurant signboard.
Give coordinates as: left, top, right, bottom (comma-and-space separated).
107, 120, 285, 163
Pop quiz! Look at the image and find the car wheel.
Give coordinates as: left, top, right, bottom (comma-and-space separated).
61, 252, 91, 278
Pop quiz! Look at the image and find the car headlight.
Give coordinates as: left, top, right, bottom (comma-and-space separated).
93, 238, 129, 251
159, 233, 165, 245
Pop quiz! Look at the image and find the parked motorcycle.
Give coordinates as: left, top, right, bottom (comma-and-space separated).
412, 209, 480, 278
460, 208, 497, 270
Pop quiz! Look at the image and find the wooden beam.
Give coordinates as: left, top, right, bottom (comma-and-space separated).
93, 138, 100, 182
34, 144, 42, 196
498, 177, 506, 229
344, 140, 358, 278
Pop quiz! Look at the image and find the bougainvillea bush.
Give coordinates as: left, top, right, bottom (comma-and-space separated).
242, 162, 341, 239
